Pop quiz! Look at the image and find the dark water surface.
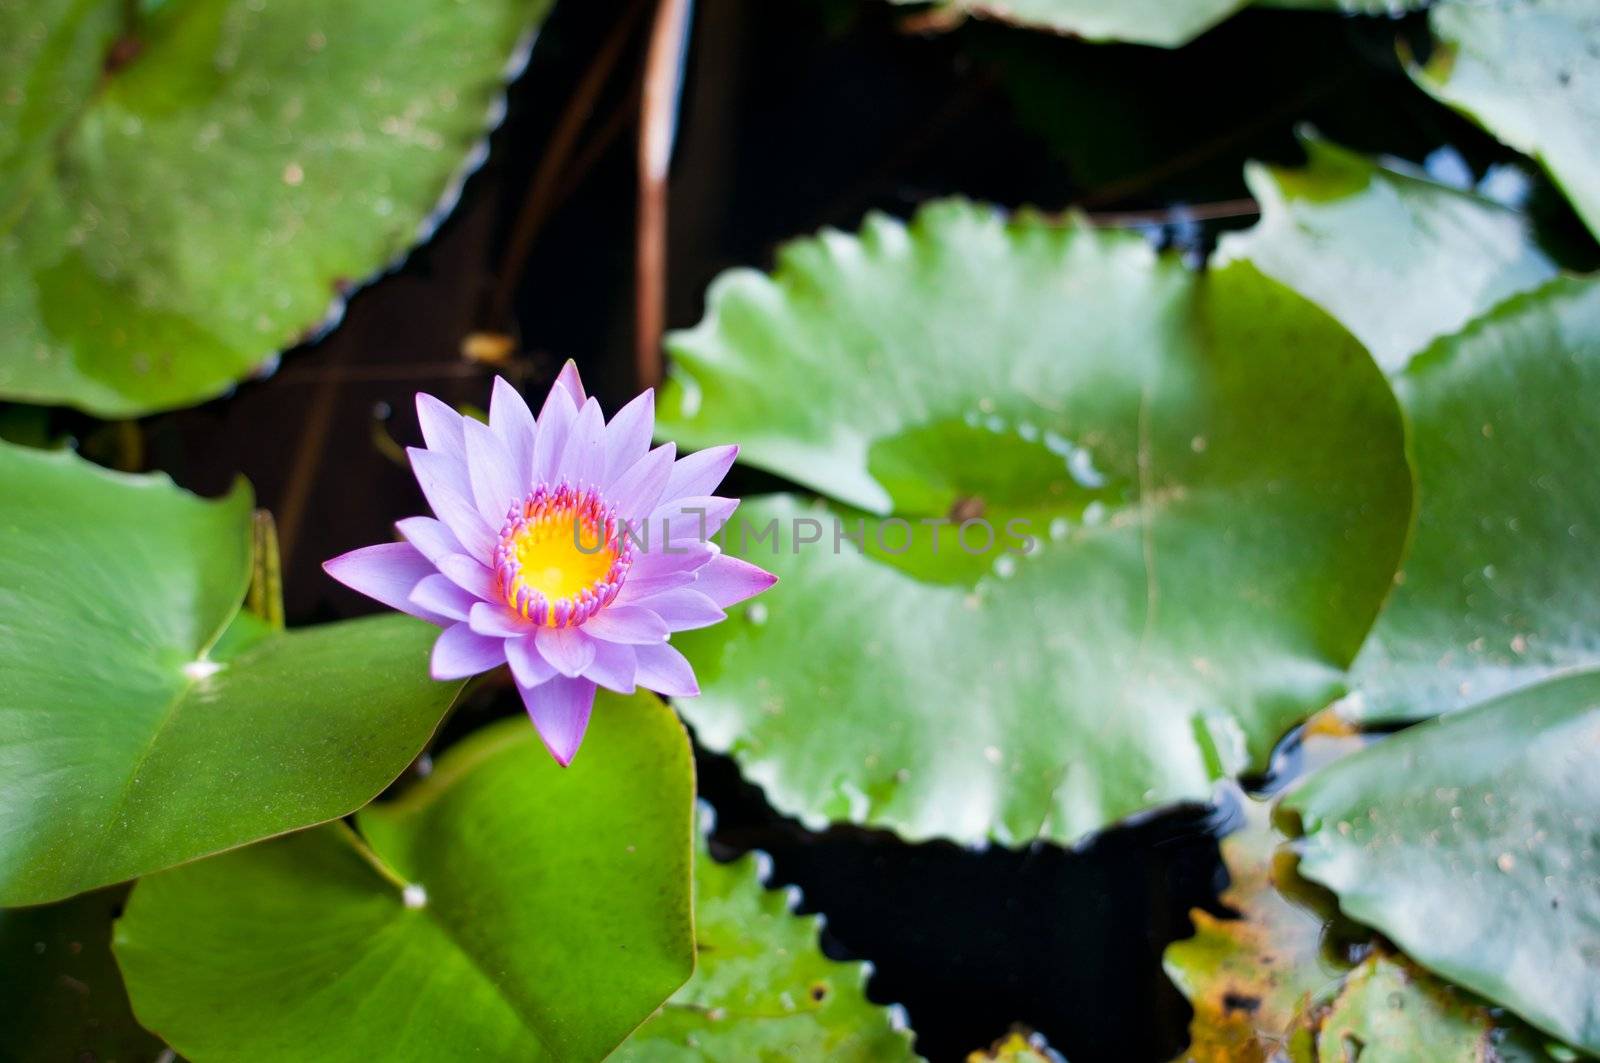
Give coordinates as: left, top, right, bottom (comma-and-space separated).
67, 1, 1570, 1058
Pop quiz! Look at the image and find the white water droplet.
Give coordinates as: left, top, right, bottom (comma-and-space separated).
183, 659, 222, 680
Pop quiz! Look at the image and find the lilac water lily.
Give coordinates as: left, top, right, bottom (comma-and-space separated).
324, 362, 775, 765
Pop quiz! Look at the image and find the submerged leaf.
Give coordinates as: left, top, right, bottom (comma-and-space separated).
1164, 801, 1347, 1063
1291, 952, 1551, 1063
658, 199, 1412, 846
115, 696, 697, 1062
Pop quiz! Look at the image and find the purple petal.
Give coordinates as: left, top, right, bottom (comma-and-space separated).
614, 570, 696, 605
610, 443, 676, 523
633, 641, 699, 697
603, 390, 655, 485
558, 398, 607, 489
468, 601, 534, 638
583, 639, 637, 694
535, 626, 596, 677
324, 543, 447, 624
396, 516, 462, 565
489, 377, 536, 490
410, 574, 476, 621
532, 384, 578, 485
408, 448, 496, 558
519, 674, 597, 766
629, 541, 717, 581
582, 604, 669, 644
505, 633, 557, 688
553, 359, 586, 405
463, 416, 521, 525
416, 393, 466, 460
664, 444, 737, 501
437, 554, 498, 602
642, 588, 726, 632
651, 495, 738, 544
431, 622, 507, 680
692, 554, 778, 608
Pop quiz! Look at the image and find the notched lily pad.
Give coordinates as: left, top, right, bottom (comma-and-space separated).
115, 697, 698, 1063
615, 815, 918, 1062
0, 441, 462, 904
658, 199, 1413, 847
0, 0, 551, 416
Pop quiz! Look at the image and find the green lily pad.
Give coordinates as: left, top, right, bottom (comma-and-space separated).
886, 0, 1245, 47
0, 886, 165, 1063
1218, 134, 1556, 374
0, 440, 462, 904
615, 818, 918, 1062
657, 199, 1412, 846
1346, 276, 1600, 724
1290, 952, 1552, 1063
1409, 0, 1600, 242
114, 696, 697, 1063
0, 0, 549, 416
1283, 670, 1600, 1055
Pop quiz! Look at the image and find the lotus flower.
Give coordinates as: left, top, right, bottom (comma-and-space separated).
324, 362, 775, 765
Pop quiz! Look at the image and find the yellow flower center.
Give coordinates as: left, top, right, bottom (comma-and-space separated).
492, 484, 629, 627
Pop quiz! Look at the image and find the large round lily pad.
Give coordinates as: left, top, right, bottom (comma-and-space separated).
616, 819, 918, 1061
1409, 0, 1600, 243
0, 0, 549, 416
1346, 276, 1600, 723
1283, 670, 1600, 1055
1218, 133, 1556, 374
114, 697, 697, 1063
0, 441, 461, 905
657, 200, 1412, 846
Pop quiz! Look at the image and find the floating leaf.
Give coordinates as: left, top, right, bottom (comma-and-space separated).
657, 200, 1412, 846
1164, 800, 1348, 1063
1346, 276, 1600, 723
115, 696, 697, 1063
1218, 134, 1556, 373
1284, 670, 1600, 1055
615, 818, 917, 1061
0, 441, 461, 904
1289, 952, 1551, 1063
1410, 0, 1600, 242
0, 886, 165, 1063
886, 0, 1245, 48
0, 0, 549, 416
